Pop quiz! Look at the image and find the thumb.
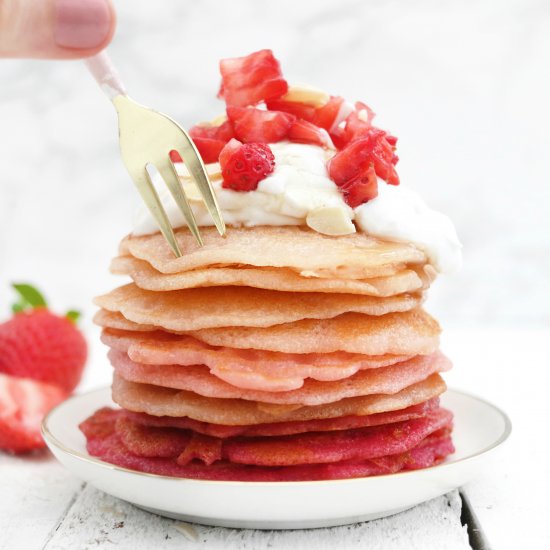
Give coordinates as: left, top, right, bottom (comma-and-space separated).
0, 0, 116, 59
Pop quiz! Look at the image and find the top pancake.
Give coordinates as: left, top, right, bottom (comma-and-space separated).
120, 226, 427, 278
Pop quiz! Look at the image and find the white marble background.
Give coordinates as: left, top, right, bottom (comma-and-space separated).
0, 0, 549, 329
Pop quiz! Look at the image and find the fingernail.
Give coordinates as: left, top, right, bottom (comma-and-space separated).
54, 0, 111, 49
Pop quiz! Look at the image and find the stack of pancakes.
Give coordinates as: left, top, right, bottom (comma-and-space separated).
81, 226, 454, 481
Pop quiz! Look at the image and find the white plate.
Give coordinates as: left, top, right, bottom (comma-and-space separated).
42, 387, 511, 529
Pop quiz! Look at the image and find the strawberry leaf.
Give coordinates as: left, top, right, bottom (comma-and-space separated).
11, 283, 47, 310
66, 310, 81, 323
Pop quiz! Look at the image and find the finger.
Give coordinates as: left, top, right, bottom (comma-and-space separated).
0, 0, 116, 59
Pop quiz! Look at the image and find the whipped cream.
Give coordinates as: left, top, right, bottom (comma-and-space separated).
354, 183, 462, 274
132, 141, 462, 274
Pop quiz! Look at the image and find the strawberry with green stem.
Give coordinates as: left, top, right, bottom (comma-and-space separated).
0, 284, 87, 453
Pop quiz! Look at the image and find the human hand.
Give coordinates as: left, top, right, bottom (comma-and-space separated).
0, 0, 116, 59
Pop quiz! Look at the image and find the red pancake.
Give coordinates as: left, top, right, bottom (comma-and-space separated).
123, 398, 440, 438
81, 406, 452, 467
81, 407, 454, 481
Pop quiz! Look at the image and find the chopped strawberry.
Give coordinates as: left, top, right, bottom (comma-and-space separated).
191, 137, 227, 163
313, 95, 347, 131
189, 120, 235, 142
288, 119, 332, 148
187, 120, 236, 163
218, 138, 242, 167
328, 129, 399, 187
339, 101, 376, 145
266, 95, 347, 133
219, 141, 275, 192
339, 164, 378, 207
227, 106, 295, 143
0, 284, 87, 393
219, 49, 288, 107
0, 372, 67, 453
265, 98, 316, 122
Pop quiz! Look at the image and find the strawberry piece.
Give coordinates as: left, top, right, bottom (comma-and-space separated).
265, 98, 316, 122
313, 95, 346, 131
339, 164, 379, 207
0, 373, 66, 453
218, 138, 242, 167
189, 120, 235, 142
227, 106, 295, 143
187, 120, 236, 163
288, 119, 331, 148
266, 95, 346, 133
219, 49, 288, 107
191, 137, 227, 163
328, 129, 399, 188
220, 141, 275, 192
0, 308, 87, 393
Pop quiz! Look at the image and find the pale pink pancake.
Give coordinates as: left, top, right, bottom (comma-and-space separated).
109, 349, 451, 406
101, 329, 412, 392
120, 226, 427, 277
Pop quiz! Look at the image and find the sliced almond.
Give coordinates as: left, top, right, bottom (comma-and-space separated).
306, 206, 356, 236
281, 84, 330, 108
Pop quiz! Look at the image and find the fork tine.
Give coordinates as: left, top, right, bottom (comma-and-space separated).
157, 158, 204, 247
133, 167, 182, 258
174, 131, 226, 237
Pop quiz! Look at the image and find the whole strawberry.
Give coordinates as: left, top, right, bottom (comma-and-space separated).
0, 284, 87, 393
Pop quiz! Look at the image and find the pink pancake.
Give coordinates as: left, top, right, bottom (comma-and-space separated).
109, 349, 451, 406
82, 407, 452, 466
124, 398, 440, 438
101, 329, 411, 392
81, 408, 454, 481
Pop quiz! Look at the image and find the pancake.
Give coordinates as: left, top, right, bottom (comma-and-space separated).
110, 349, 451, 405
111, 373, 447, 424
94, 284, 423, 331
123, 398, 440, 438
111, 255, 428, 297
80, 407, 454, 480
101, 328, 411, 392
120, 226, 427, 278
188, 309, 440, 355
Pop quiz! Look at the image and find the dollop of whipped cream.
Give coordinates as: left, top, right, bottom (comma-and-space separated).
132, 141, 462, 274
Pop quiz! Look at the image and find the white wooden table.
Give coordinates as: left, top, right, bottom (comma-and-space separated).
1, 328, 547, 549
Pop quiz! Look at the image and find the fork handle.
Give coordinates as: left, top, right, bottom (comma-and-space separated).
85, 51, 127, 101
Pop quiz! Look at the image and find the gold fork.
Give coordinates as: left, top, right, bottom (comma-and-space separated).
85, 51, 225, 256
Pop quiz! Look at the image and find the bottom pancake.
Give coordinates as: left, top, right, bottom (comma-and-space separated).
80, 407, 453, 481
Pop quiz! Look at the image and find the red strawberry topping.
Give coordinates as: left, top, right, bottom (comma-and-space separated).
219, 49, 288, 107
329, 128, 399, 192
339, 164, 379, 207
266, 95, 347, 133
219, 139, 275, 192
288, 119, 332, 148
187, 120, 236, 163
227, 106, 295, 143
0, 373, 67, 453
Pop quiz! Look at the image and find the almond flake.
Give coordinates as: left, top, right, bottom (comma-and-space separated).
281, 84, 330, 108
306, 207, 356, 236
